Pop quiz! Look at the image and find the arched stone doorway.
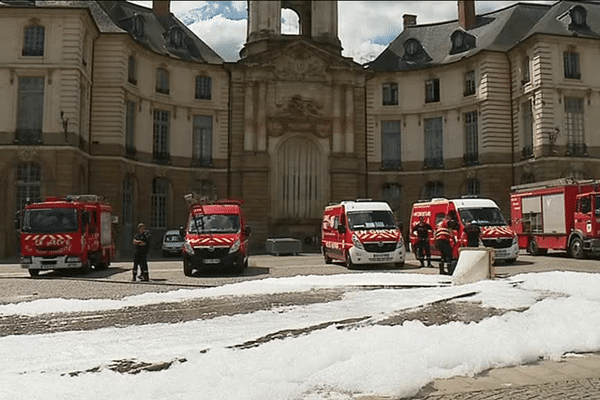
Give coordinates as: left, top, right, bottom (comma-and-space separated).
271, 134, 328, 242
276, 135, 324, 218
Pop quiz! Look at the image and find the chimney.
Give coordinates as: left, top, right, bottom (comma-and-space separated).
403, 14, 417, 30
458, 0, 476, 30
152, 0, 171, 17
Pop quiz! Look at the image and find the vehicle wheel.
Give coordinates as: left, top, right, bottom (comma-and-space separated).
80, 260, 92, 274
345, 252, 355, 270
570, 237, 585, 259
527, 238, 540, 255
395, 262, 404, 269
28, 269, 40, 277
183, 258, 193, 276
323, 248, 333, 264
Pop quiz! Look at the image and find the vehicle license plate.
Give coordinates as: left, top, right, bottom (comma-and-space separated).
370, 253, 392, 261
204, 259, 220, 264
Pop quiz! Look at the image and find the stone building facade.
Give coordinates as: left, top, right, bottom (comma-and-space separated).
1, 0, 600, 258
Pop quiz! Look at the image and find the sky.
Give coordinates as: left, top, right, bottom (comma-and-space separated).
2, 270, 600, 399
130, 0, 556, 63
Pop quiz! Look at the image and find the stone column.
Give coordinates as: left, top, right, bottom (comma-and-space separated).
257, 81, 267, 151
345, 85, 354, 154
244, 83, 255, 151
332, 85, 342, 153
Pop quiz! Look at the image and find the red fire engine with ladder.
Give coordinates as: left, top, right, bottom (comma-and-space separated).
19, 195, 115, 277
510, 178, 600, 258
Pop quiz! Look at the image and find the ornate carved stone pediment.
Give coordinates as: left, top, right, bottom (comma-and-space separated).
276, 95, 322, 118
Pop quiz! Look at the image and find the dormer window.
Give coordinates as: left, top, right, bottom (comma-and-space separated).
401, 38, 432, 63
450, 29, 476, 55
569, 5, 587, 28
405, 39, 419, 57
165, 26, 184, 49
132, 14, 145, 39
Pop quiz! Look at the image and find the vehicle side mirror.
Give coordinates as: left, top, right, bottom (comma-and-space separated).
244, 226, 251, 236
179, 226, 185, 238
338, 225, 346, 234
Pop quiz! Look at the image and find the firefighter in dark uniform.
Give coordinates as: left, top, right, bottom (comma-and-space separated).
412, 216, 433, 268
132, 222, 151, 281
434, 211, 459, 275
465, 220, 481, 247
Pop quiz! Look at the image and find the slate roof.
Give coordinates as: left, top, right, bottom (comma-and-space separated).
366, 0, 600, 72
0, 0, 223, 64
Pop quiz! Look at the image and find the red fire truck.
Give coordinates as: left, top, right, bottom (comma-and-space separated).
19, 195, 115, 277
510, 178, 600, 258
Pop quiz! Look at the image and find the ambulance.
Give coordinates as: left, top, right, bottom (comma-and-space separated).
409, 197, 519, 264
321, 200, 405, 269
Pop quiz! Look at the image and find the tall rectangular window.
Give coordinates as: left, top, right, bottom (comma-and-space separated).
382, 82, 398, 106
193, 115, 213, 167
425, 78, 440, 103
195, 76, 212, 100
522, 55, 530, 84
151, 178, 168, 229
153, 110, 170, 163
128, 56, 137, 85
565, 97, 585, 156
125, 100, 136, 154
424, 117, 443, 168
522, 99, 534, 158
381, 120, 401, 168
22, 25, 45, 56
17, 77, 44, 144
464, 70, 476, 96
467, 178, 480, 196
16, 163, 41, 213
426, 181, 444, 200
564, 51, 580, 79
155, 68, 169, 94
464, 111, 478, 166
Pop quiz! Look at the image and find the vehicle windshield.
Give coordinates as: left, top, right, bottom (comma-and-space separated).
21, 208, 79, 233
165, 234, 182, 242
188, 214, 240, 234
347, 210, 397, 230
457, 207, 506, 226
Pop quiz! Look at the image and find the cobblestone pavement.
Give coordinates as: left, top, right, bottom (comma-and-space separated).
410, 376, 600, 400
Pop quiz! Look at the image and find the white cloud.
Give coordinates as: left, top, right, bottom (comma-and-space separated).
187, 15, 246, 62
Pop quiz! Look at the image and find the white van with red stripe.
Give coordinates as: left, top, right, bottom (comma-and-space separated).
321, 200, 405, 269
409, 197, 519, 264
182, 199, 251, 275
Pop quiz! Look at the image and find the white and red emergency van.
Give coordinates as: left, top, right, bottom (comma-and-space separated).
321, 200, 405, 268
409, 197, 519, 264
510, 178, 600, 258
19, 195, 115, 277
182, 198, 251, 275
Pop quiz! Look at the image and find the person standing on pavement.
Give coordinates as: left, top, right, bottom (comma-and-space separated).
434, 211, 459, 275
465, 220, 481, 247
132, 223, 151, 281
412, 216, 433, 268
